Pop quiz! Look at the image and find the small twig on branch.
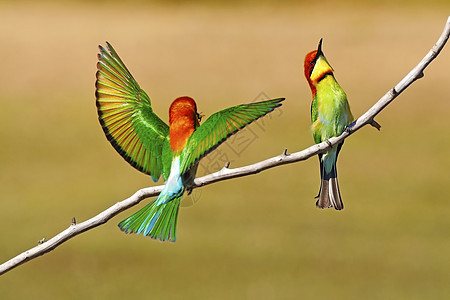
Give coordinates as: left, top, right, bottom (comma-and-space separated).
1, 16, 449, 276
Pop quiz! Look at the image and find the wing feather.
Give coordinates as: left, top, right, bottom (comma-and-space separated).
180, 98, 284, 173
96, 42, 171, 181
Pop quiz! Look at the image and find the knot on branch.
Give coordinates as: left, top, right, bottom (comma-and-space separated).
369, 119, 381, 131
390, 87, 398, 97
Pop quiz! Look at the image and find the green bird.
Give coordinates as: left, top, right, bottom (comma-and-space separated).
304, 39, 354, 210
95, 42, 284, 241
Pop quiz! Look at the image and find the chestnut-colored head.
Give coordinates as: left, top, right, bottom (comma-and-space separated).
304, 49, 319, 95
169, 96, 201, 153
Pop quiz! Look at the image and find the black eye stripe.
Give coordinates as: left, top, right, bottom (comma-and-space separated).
309, 60, 316, 77
308, 54, 319, 77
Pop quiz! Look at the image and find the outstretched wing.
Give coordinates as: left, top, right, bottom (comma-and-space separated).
96, 42, 171, 181
180, 98, 285, 174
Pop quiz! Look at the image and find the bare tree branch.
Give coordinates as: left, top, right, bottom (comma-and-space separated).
1, 16, 449, 276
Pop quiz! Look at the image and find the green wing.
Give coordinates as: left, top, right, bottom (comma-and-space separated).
96, 42, 171, 181
180, 98, 285, 174
310, 96, 321, 144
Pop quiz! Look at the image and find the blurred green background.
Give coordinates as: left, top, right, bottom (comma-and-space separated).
1, 1, 449, 299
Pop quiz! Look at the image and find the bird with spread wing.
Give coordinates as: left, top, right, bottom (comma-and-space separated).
95, 42, 284, 241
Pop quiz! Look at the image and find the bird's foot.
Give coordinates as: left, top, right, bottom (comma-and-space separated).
186, 186, 194, 195
344, 121, 356, 134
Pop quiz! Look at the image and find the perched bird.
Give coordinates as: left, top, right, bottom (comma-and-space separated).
304, 39, 353, 210
96, 42, 284, 241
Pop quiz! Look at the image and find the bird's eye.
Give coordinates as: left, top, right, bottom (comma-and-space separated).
197, 112, 203, 122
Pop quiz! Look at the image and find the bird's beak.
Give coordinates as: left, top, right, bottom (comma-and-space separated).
317, 38, 323, 57
197, 112, 204, 122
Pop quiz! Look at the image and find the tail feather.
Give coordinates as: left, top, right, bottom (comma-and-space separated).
118, 192, 183, 242
315, 160, 343, 210
316, 178, 331, 209
153, 197, 181, 241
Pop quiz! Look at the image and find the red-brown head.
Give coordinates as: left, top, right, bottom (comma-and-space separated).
304, 49, 319, 96
169, 96, 201, 153
304, 39, 334, 98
